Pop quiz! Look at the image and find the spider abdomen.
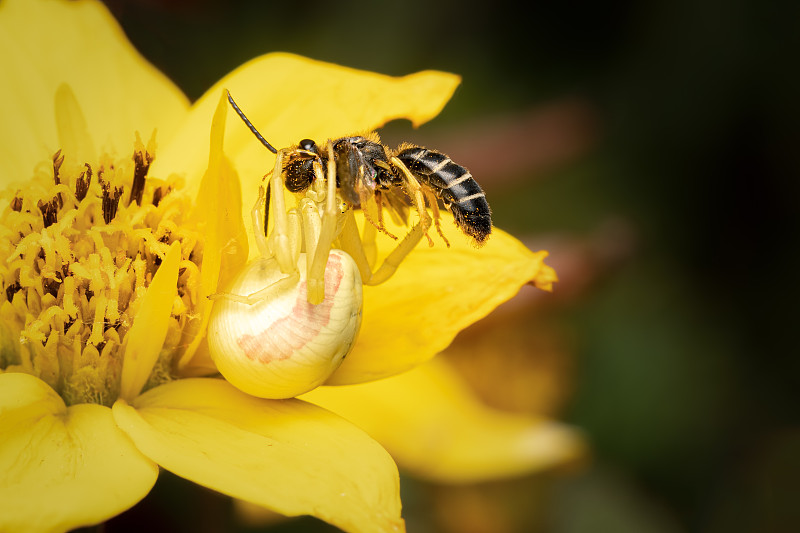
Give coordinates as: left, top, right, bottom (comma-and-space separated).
208, 250, 363, 399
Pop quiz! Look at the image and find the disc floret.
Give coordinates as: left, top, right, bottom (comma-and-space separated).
0, 134, 203, 406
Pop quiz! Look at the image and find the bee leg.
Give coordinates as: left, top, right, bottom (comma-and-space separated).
371, 157, 430, 283
305, 142, 340, 304
340, 157, 431, 285
360, 207, 379, 268
359, 186, 398, 241
372, 190, 398, 240
423, 188, 450, 248
363, 191, 393, 261
359, 191, 398, 271
374, 191, 388, 234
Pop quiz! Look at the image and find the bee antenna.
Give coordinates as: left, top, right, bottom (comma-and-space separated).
226, 90, 278, 154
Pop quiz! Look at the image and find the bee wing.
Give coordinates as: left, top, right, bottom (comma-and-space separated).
335, 141, 375, 206
382, 188, 411, 226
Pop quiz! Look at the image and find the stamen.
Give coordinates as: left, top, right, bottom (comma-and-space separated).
101, 180, 124, 224
152, 185, 170, 207
128, 132, 154, 206
37, 197, 59, 227
1, 135, 203, 406
75, 163, 92, 201
5, 281, 21, 301
52, 150, 65, 208
42, 273, 61, 299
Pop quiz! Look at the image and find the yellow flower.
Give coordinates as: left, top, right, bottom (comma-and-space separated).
0, 0, 559, 532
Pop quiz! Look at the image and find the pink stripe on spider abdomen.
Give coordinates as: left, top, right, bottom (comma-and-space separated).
236, 254, 345, 363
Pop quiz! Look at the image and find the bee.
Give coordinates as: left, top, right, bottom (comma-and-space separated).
226, 92, 492, 249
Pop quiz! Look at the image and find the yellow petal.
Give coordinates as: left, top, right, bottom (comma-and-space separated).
119, 241, 181, 401
233, 499, 290, 527
54, 83, 96, 168
0, 373, 158, 532
328, 219, 555, 384
531, 259, 559, 292
177, 90, 248, 371
151, 53, 460, 256
305, 358, 586, 483
0, 0, 189, 185
112, 378, 405, 533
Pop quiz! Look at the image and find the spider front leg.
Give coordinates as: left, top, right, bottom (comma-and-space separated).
267, 149, 302, 274
305, 141, 341, 304
209, 172, 303, 305
340, 157, 432, 286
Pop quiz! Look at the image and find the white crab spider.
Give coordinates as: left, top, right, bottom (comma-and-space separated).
207, 92, 437, 399
207, 140, 363, 399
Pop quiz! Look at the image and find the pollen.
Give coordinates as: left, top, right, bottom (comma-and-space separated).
0, 133, 203, 406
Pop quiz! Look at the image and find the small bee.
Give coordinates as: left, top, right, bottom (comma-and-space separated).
226, 92, 492, 249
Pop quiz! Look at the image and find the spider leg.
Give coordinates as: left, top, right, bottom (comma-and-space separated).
251, 185, 270, 258
210, 163, 302, 304
305, 141, 341, 304
339, 209, 372, 277
339, 157, 431, 285
266, 149, 301, 274
208, 270, 299, 304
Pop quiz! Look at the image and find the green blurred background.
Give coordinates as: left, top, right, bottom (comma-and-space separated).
97, 0, 800, 531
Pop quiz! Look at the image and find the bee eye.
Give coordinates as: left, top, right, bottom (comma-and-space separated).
299, 139, 317, 151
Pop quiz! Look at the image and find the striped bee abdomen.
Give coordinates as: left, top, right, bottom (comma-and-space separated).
396, 146, 492, 246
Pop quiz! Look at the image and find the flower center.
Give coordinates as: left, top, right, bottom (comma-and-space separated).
0, 134, 202, 406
